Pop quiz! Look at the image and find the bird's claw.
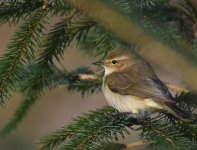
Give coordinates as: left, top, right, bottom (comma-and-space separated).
110, 112, 144, 125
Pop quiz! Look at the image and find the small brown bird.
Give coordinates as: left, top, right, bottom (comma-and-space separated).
93, 48, 192, 121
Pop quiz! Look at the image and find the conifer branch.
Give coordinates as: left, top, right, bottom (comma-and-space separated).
21, 13, 97, 99
125, 141, 147, 149
70, 0, 197, 90
96, 143, 126, 150
172, 122, 197, 144
38, 90, 197, 150
141, 120, 195, 150
98, 141, 146, 150
92, 32, 114, 60
0, 11, 47, 105
52, 1, 74, 16
0, 11, 98, 132
105, 0, 180, 48
0, 0, 51, 25
175, 92, 197, 109
0, 65, 55, 136
79, 30, 115, 61
39, 106, 134, 150
0, 66, 99, 135
65, 67, 101, 96
38, 10, 95, 68
39, 18, 72, 66
39, 91, 197, 150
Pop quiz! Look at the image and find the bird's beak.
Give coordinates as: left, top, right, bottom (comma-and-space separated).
92, 61, 104, 66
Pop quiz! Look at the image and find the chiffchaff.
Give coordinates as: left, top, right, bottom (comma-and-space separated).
93, 49, 192, 121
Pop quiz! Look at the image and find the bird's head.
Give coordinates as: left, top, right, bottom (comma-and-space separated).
93, 49, 134, 75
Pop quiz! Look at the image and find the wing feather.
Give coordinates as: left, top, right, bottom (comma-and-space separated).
105, 62, 173, 103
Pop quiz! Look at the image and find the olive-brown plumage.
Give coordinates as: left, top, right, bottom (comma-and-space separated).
94, 49, 192, 120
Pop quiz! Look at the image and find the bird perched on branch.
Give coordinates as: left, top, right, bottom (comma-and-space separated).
93, 48, 192, 121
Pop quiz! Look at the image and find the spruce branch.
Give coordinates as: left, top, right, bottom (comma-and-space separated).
39, 11, 95, 68
15, 13, 97, 109
74, 0, 194, 57
70, 0, 197, 90
39, 18, 72, 66
0, 11, 47, 105
21, 66, 101, 97
67, 19, 96, 45
170, 0, 197, 41
96, 143, 126, 150
98, 141, 147, 150
51, 0, 74, 16
106, 0, 133, 17
0, 66, 100, 136
39, 106, 134, 150
0, 11, 97, 131
65, 67, 101, 96
79, 30, 115, 60
175, 92, 197, 111
92, 32, 115, 60
5, 16, 97, 131
38, 92, 197, 150
172, 122, 197, 144
130, 0, 156, 8
135, 0, 195, 54
141, 93, 197, 149
141, 120, 195, 150
107, 0, 180, 49
0, 0, 51, 25
125, 141, 147, 149
0, 64, 55, 136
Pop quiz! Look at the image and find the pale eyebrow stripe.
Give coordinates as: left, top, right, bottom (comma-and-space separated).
117, 56, 129, 60
106, 55, 128, 62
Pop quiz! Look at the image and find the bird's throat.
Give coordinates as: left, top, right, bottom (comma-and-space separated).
104, 67, 116, 76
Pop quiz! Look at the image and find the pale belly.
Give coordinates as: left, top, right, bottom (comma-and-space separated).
102, 83, 163, 114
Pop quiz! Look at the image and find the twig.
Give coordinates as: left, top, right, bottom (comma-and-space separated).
78, 74, 97, 80
125, 141, 148, 149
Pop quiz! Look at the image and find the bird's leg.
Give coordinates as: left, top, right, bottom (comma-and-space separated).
111, 112, 140, 125
111, 112, 132, 117
134, 110, 152, 123
111, 112, 133, 123
110, 110, 152, 125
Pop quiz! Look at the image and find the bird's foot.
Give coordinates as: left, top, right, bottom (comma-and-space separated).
110, 112, 143, 125
136, 109, 152, 123
111, 112, 132, 117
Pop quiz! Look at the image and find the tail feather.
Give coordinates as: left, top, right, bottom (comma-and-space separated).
165, 102, 193, 121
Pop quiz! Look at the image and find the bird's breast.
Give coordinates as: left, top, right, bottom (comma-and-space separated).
102, 78, 164, 114
102, 82, 147, 114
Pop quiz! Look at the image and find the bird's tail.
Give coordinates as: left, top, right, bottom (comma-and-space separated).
165, 102, 193, 122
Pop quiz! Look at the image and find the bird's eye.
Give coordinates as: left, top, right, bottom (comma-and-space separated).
111, 60, 117, 64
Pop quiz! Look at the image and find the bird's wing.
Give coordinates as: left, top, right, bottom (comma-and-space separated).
106, 63, 173, 103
